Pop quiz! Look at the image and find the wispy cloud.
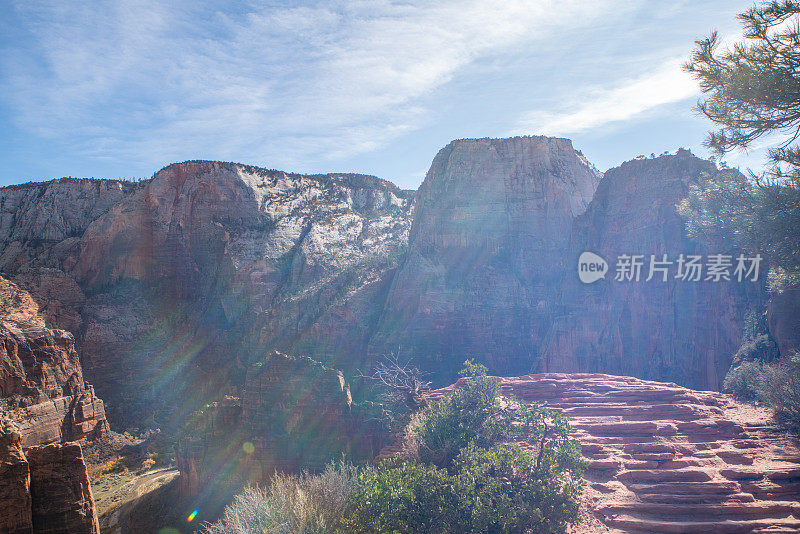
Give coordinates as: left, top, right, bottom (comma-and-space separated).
1, 0, 613, 173
511, 58, 699, 137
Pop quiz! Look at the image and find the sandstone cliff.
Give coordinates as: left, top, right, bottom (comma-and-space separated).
369, 136, 602, 378
0, 418, 100, 534
1, 162, 412, 428
0, 277, 108, 447
543, 149, 759, 390
0, 140, 774, 431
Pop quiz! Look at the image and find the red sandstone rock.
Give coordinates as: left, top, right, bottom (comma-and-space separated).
26, 443, 100, 534
0, 419, 100, 534
0, 418, 33, 534
0, 277, 108, 446
0, 144, 767, 430
768, 283, 800, 358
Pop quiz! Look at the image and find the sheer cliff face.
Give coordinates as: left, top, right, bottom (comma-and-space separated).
544, 150, 757, 390
369, 137, 602, 377
1, 162, 413, 427
0, 179, 142, 273
0, 277, 108, 447
0, 140, 763, 428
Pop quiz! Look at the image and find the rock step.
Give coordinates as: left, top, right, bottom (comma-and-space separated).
548, 403, 710, 421
740, 481, 800, 499
616, 469, 713, 483
638, 492, 756, 504
597, 501, 800, 520
721, 468, 800, 482
602, 514, 800, 534
627, 481, 741, 495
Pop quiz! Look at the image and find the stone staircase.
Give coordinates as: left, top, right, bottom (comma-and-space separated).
423, 373, 800, 533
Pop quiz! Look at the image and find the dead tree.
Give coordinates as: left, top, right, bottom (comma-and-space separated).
361, 357, 431, 412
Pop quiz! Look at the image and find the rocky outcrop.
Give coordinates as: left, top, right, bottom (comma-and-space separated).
0, 418, 32, 534
27, 443, 100, 534
0, 418, 99, 534
369, 136, 602, 378
768, 284, 800, 358
391, 374, 800, 533
543, 149, 758, 390
0, 178, 142, 275
0, 277, 108, 446
177, 351, 384, 500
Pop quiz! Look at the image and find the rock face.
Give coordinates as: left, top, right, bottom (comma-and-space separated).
0, 141, 768, 430
1, 162, 413, 428
0, 277, 108, 447
0, 418, 32, 534
768, 283, 800, 359
0, 178, 142, 275
543, 150, 758, 390
176, 351, 383, 521
395, 374, 800, 533
0, 418, 99, 534
369, 136, 602, 378
26, 443, 100, 534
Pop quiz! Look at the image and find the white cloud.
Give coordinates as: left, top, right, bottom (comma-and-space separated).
2, 0, 614, 173
511, 58, 699, 137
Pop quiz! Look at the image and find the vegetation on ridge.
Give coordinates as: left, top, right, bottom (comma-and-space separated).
682, 0, 800, 431
204, 362, 585, 533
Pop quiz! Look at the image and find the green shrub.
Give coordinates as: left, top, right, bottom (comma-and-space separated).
723, 360, 768, 401
413, 361, 581, 472
455, 443, 582, 533
758, 354, 800, 432
344, 443, 582, 534
724, 354, 800, 432
344, 459, 462, 533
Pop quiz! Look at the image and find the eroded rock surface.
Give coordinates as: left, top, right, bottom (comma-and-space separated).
0, 418, 99, 534
27, 443, 100, 534
0, 418, 32, 534
768, 283, 800, 359
402, 374, 800, 533
1, 162, 413, 428
0, 141, 771, 430
544, 149, 758, 390
0, 277, 108, 446
370, 136, 602, 378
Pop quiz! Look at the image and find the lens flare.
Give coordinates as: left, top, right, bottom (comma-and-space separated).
187, 509, 199, 522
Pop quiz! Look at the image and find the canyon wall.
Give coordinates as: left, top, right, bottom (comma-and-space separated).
1, 162, 413, 429
0, 139, 770, 431
543, 150, 759, 390
369, 136, 601, 377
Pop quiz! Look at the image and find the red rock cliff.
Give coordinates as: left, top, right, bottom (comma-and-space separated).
0, 277, 108, 447
0, 418, 100, 534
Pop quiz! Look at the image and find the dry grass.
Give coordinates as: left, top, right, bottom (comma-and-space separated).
202, 462, 357, 534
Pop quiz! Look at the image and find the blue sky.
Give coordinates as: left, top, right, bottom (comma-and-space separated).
0, 1, 769, 189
